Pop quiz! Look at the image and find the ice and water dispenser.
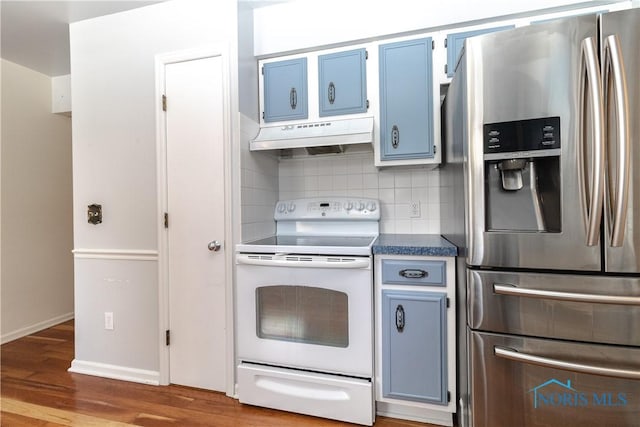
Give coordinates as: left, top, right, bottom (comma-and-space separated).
484, 117, 561, 232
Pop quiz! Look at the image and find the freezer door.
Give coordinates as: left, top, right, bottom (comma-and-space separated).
470, 331, 640, 427
468, 269, 640, 346
601, 9, 640, 273
463, 16, 602, 270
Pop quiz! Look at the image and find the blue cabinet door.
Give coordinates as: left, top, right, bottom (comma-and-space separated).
382, 289, 447, 405
262, 58, 308, 122
445, 26, 514, 77
318, 48, 367, 117
379, 38, 434, 161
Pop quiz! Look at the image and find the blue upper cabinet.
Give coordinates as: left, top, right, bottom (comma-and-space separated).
445, 25, 515, 77
318, 48, 368, 117
379, 38, 434, 161
262, 57, 308, 123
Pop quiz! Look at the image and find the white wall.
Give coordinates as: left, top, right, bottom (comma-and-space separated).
254, 0, 629, 56
238, 2, 279, 242
1, 59, 74, 343
69, 0, 237, 381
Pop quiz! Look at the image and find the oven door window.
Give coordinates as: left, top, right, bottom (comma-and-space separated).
256, 285, 349, 348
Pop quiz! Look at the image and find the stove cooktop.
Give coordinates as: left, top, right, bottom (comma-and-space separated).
236, 235, 377, 256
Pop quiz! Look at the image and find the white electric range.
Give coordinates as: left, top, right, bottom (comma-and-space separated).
235, 197, 380, 426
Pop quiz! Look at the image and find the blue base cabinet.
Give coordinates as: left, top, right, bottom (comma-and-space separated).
382, 290, 447, 404
375, 255, 456, 426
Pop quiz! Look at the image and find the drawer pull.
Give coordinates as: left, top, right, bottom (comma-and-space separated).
395, 304, 405, 332
399, 269, 428, 279
495, 346, 640, 380
493, 283, 640, 305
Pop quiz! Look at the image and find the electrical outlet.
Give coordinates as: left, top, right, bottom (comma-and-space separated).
104, 312, 114, 330
409, 201, 421, 218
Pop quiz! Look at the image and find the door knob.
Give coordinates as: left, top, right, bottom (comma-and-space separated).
208, 240, 222, 251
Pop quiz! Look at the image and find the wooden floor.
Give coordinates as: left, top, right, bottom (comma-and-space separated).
1, 320, 438, 426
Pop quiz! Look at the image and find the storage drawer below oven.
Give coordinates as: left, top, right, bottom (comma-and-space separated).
238, 362, 374, 426
470, 330, 640, 427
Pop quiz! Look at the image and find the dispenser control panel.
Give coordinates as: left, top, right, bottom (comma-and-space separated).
483, 116, 561, 156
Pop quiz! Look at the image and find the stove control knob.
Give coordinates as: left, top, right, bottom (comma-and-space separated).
356, 202, 365, 211
288, 203, 296, 213
366, 202, 377, 212
277, 203, 286, 213
344, 202, 353, 211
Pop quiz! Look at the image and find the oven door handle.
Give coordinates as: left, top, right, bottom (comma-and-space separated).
495, 346, 640, 380
236, 255, 370, 269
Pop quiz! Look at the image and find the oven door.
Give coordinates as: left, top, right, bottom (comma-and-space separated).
236, 253, 373, 378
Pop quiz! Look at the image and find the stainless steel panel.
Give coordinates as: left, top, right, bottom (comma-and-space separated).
602, 9, 640, 273
468, 269, 640, 346
464, 17, 601, 270
470, 331, 640, 427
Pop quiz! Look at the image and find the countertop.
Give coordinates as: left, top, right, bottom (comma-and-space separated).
372, 234, 458, 257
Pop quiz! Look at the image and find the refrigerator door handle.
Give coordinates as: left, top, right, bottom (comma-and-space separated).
495, 346, 640, 380
578, 37, 605, 247
603, 34, 630, 247
493, 283, 640, 305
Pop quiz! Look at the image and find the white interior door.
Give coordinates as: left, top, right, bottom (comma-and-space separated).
165, 55, 226, 391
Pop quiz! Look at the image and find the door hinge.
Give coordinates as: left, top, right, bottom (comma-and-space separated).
261, 66, 264, 75
365, 50, 369, 60
445, 64, 448, 75
162, 94, 167, 112
447, 297, 450, 308
432, 40, 435, 50
165, 330, 170, 346
434, 145, 437, 154
366, 100, 370, 109
448, 391, 451, 402
164, 212, 169, 228
444, 38, 448, 48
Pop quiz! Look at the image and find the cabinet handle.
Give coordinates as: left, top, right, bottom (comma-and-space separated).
395, 304, 405, 332
328, 82, 336, 104
290, 87, 297, 110
391, 125, 400, 148
495, 346, 640, 380
399, 269, 428, 279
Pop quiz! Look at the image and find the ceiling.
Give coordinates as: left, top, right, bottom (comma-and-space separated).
0, 0, 285, 77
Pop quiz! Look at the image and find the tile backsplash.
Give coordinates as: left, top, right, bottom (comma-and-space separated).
278, 150, 441, 234
240, 115, 279, 242
241, 112, 441, 241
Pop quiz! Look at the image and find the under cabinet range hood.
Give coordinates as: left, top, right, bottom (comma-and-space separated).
250, 116, 374, 152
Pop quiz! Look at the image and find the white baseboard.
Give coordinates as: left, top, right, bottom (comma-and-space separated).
68, 359, 160, 385
1, 312, 75, 345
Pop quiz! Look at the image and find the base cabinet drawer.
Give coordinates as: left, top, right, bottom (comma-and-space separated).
381, 290, 447, 405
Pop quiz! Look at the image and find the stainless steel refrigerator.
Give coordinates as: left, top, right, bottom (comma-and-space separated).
441, 8, 640, 427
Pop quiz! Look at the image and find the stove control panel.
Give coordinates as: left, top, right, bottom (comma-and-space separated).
274, 197, 380, 221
